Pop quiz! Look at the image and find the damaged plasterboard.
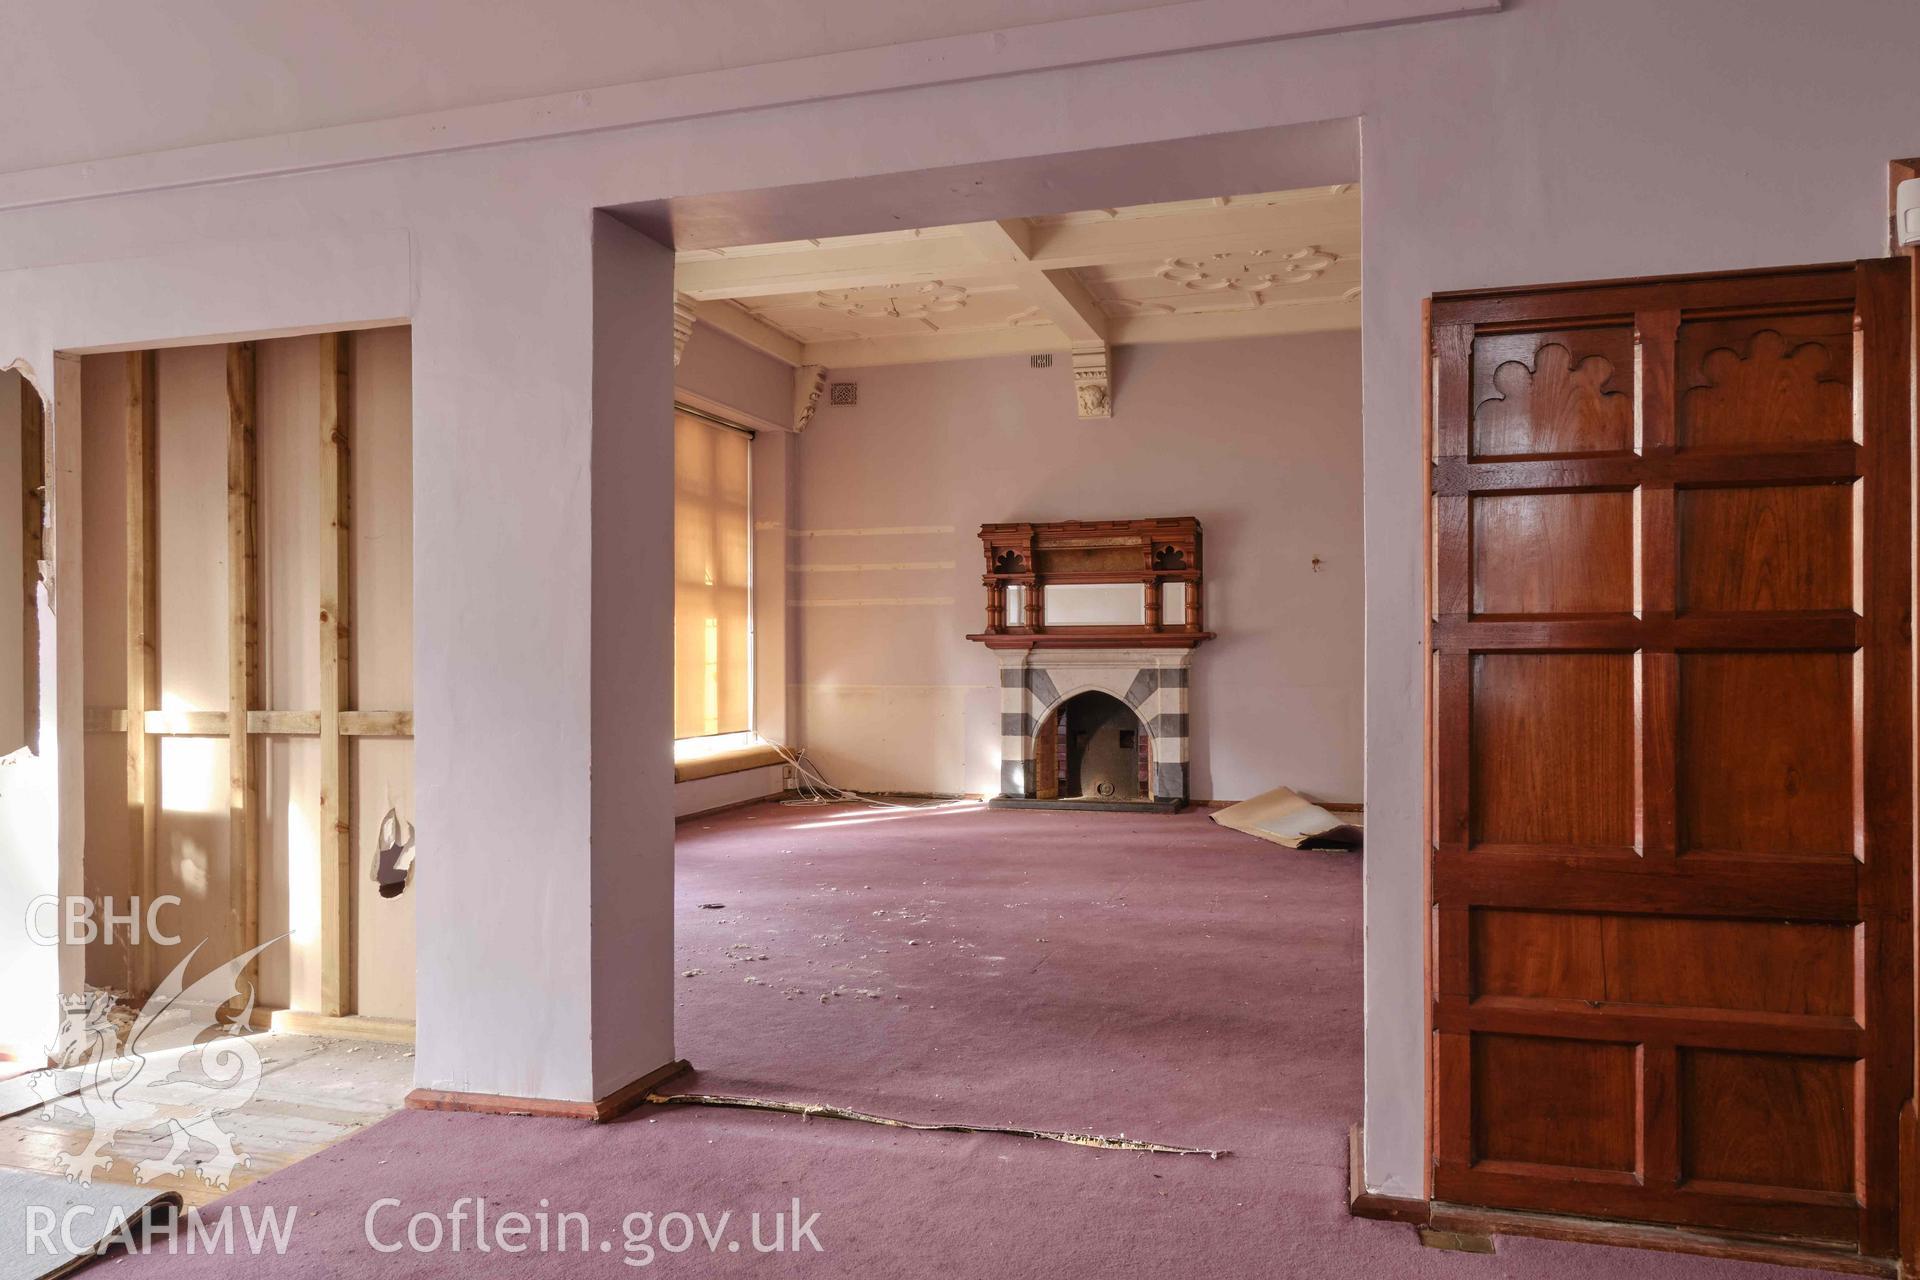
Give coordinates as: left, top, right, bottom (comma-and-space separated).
1210, 787, 1362, 850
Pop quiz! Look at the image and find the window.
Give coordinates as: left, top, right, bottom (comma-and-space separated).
673, 408, 752, 744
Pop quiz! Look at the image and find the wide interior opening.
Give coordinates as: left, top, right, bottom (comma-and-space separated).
656, 125, 1368, 1235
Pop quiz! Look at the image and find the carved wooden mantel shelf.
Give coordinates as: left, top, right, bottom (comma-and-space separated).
965, 517, 1214, 650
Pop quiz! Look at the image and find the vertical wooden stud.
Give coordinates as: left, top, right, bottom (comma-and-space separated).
19, 379, 44, 756
318, 334, 354, 1017
125, 351, 157, 997
51, 353, 86, 1002
226, 343, 261, 966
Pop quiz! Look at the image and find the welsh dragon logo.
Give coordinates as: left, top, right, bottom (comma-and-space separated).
31, 936, 284, 1189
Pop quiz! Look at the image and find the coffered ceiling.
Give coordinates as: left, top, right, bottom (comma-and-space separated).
673, 184, 1359, 371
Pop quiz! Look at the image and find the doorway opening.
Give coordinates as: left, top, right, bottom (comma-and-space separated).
654, 117, 1368, 1272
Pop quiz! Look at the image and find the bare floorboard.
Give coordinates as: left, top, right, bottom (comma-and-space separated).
0, 1032, 411, 1209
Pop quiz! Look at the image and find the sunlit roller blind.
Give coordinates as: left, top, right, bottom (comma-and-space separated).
674, 411, 752, 740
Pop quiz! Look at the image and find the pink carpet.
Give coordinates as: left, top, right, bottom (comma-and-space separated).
104, 803, 1825, 1276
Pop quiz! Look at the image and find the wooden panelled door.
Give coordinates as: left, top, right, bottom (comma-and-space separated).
1427, 260, 1913, 1255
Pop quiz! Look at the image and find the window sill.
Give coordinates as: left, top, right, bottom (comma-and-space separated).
673, 743, 787, 784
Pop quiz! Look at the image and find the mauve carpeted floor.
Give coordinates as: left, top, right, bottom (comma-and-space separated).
106, 802, 1825, 1277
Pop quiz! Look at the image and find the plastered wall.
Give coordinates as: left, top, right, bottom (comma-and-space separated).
78, 330, 414, 1017
794, 333, 1362, 802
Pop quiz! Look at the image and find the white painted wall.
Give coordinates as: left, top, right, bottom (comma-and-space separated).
587, 214, 677, 1097
673, 765, 787, 820
0, 0, 1914, 1184
795, 333, 1363, 803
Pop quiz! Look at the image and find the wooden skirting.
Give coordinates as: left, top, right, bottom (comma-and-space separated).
1346, 1124, 1430, 1225
1345, 1126, 1887, 1276
269, 1010, 415, 1045
406, 1058, 692, 1123
1426, 1204, 1894, 1278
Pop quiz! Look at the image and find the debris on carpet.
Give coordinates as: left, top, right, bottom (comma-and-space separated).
1210, 787, 1361, 850
644, 1092, 1228, 1157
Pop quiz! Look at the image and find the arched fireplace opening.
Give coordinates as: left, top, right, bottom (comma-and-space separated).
1034, 691, 1153, 803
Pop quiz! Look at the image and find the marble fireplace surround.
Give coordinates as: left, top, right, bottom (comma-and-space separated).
996, 647, 1192, 806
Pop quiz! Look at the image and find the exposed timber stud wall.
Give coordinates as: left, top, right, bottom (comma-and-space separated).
226, 343, 260, 972
318, 333, 352, 1018
124, 351, 157, 998
79, 330, 413, 1028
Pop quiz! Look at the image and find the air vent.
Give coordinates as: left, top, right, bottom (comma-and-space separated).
829, 381, 858, 405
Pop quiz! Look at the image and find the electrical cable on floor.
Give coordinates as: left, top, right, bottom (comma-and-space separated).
644, 1091, 1227, 1157
771, 743, 958, 811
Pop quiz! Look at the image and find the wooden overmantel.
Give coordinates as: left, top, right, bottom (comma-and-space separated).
966, 517, 1214, 650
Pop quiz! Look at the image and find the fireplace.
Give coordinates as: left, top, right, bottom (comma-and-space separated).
967, 518, 1212, 812
1041, 692, 1148, 802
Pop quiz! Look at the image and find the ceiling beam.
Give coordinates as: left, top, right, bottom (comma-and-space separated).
676, 236, 986, 300
692, 300, 804, 365
1108, 296, 1359, 344
954, 219, 1034, 263
1029, 268, 1109, 344
955, 220, 1107, 344
676, 195, 1358, 302
1021, 194, 1359, 269
799, 296, 1360, 368
801, 326, 1064, 368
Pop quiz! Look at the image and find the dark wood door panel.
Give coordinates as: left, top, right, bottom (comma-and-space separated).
1427, 259, 1912, 1257
1467, 909, 1856, 1017
1676, 481, 1855, 614
1470, 326, 1636, 457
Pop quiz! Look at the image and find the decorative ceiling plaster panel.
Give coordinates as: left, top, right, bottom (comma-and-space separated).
676, 183, 1359, 368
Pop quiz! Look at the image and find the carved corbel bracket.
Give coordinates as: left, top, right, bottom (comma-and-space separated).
1071, 342, 1111, 419
793, 363, 828, 432
672, 293, 697, 367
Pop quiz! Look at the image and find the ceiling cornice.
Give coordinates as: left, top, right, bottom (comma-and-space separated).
0, 0, 1497, 214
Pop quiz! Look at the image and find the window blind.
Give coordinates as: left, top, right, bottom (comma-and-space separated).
673, 410, 752, 740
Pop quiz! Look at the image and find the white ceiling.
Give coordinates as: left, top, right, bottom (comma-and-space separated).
674, 184, 1359, 368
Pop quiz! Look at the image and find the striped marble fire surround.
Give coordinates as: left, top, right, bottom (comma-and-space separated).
997, 647, 1192, 804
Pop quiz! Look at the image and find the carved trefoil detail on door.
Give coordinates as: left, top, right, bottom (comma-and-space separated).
1472, 342, 1631, 457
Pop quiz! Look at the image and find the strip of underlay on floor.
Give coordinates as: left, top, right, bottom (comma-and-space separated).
643, 1092, 1229, 1157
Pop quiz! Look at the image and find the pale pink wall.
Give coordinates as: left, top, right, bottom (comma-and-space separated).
676, 328, 791, 431
795, 333, 1362, 802
0, 0, 1916, 1186
588, 214, 677, 1096
0, 0, 1190, 174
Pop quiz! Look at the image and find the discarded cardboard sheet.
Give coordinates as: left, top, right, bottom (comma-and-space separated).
1210, 787, 1362, 850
